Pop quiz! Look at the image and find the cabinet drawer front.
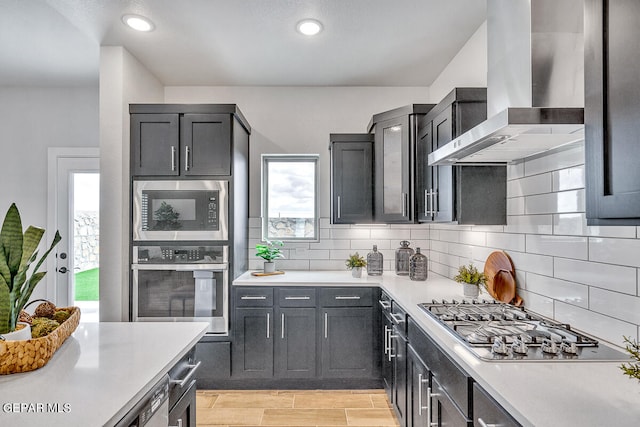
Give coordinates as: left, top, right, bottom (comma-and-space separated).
320, 287, 374, 307
408, 320, 472, 418
473, 383, 521, 427
278, 288, 317, 307
235, 287, 274, 307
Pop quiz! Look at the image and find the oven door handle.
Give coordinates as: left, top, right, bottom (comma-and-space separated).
169, 361, 201, 388
131, 264, 228, 271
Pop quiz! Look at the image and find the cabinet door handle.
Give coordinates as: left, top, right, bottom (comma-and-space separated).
378, 300, 391, 310
281, 313, 285, 339
171, 145, 177, 171
427, 387, 440, 427
388, 334, 397, 361
383, 325, 390, 355
391, 313, 405, 324
266, 312, 270, 339
335, 295, 361, 300
424, 189, 429, 216
169, 361, 201, 388
418, 373, 424, 416
432, 190, 437, 214
185, 145, 191, 171
324, 312, 328, 338
169, 419, 183, 427
241, 295, 267, 300
337, 196, 342, 219
402, 192, 407, 217
477, 418, 498, 427
284, 296, 310, 300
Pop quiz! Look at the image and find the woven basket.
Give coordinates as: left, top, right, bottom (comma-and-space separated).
0, 306, 81, 375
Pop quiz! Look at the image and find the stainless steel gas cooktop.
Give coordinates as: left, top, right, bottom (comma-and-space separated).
418, 299, 629, 362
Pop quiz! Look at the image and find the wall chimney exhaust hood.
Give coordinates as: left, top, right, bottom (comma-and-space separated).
429, 0, 585, 165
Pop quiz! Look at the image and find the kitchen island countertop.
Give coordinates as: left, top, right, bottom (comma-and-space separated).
0, 321, 207, 427
235, 270, 640, 427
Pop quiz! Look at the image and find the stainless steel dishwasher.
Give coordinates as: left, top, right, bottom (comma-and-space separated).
114, 374, 169, 427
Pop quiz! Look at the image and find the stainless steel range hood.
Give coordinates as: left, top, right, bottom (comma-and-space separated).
429, 0, 585, 165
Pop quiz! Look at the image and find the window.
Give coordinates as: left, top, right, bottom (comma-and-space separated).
262, 154, 319, 241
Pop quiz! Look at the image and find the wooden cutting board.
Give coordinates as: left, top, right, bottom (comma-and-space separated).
251, 270, 285, 277
484, 251, 518, 304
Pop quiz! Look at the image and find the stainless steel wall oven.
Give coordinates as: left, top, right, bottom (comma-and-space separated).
131, 245, 229, 334
132, 180, 229, 241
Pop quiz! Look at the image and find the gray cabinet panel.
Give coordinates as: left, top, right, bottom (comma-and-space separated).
585, 0, 640, 224
320, 307, 374, 378
330, 135, 374, 224
473, 383, 521, 427
181, 114, 231, 176
195, 340, 231, 382
275, 307, 317, 378
391, 324, 407, 427
407, 346, 430, 427
233, 307, 274, 378
131, 114, 180, 176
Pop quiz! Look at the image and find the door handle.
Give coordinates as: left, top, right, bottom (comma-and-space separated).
390, 313, 405, 324
335, 296, 361, 300
266, 312, 270, 339
185, 146, 191, 171
402, 192, 407, 217
281, 313, 285, 339
57, 267, 68, 274
241, 295, 267, 300
171, 145, 176, 171
169, 419, 183, 427
324, 312, 328, 338
169, 361, 201, 387
337, 196, 341, 219
284, 296, 310, 300
424, 189, 429, 217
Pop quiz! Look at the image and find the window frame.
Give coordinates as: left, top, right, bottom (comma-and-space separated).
261, 154, 320, 243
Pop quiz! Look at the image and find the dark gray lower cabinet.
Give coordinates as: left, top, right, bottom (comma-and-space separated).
234, 307, 274, 378
195, 340, 231, 388
169, 379, 196, 427
321, 307, 374, 378
431, 375, 469, 427
391, 324, 408, 427
381, 312, 394, 399
407, 346, 429, 427
472, 383, 520, 427
275, 307, 317, 378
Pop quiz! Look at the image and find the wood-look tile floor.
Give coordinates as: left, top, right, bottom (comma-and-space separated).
196, 390, 400, 427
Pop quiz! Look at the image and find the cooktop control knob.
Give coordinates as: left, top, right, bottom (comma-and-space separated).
511, 337, 529, 355
561, 340, 578, 355
541, 338, 559, 354
491, 337, 509, 355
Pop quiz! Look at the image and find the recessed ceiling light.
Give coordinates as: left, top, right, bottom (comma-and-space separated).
296, 19, 323, 36
122, 14, 155, 32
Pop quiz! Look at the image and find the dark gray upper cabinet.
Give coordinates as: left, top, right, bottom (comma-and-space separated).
370, 105, 435, 223
329, 134, 374, 224
130, 104, 251, 178
416, 88, 506, 224
131, 113, 180, 176
585, 0, 640, 225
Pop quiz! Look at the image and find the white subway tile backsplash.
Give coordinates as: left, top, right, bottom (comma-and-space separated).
288, 248, 329, 260
371, 228, 411, 240
439, 229, 460, 243
430, 262, 450, 278
410, 228, 430, 240
330, 228, 371, 239
471, 246, 496, 265
448, 243, 473, 259
526, 273, 588, 308
555, 301, 637, 346
524, 142, 584, 176
518, 289, 554, 318
486, 232, 525, 252
351, 239, 391, 250
525, 190, 584, 214
430, 240, 448, 253
459, 231, 486, 246
507, 197, 525, 215
309, 260, 347, 270
507, 251, 554, 276
273, 259, 310, 270
525, 235, 588, 260
554, 258, 637, 295
507, 161, 525, 180
508, 173, 552, 197
330, 249, 356, 260
504, 215, 553, 234
552, 165, 584, 192
589, 237, 640, 268
309, 239, 351, 250
590, 288, 640, 325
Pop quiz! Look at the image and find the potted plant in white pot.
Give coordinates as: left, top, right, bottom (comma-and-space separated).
255, 240, 284, 273
345, 253, 367, 278
0, 203, 61, 341
453, 263, 485, 299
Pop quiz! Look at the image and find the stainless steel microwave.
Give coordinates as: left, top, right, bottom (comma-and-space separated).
132, 180, 228, 241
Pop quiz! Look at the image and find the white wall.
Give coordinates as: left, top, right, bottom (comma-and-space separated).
99, 47, 164, 321
428, 21, 487, 102
0, 86, 98, 301
164, 86, 429, 218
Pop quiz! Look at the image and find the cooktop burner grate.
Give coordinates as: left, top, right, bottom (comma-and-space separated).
418, 299, 629, 361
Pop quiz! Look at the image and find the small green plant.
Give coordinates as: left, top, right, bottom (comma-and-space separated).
345, 252, 367, 270
620, 336, 640, 382
454, 263, 485, 287
255, 240, 285, 262
0, 203, 61, 334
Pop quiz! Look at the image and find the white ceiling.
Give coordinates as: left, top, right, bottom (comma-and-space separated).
0, 0, 486, 87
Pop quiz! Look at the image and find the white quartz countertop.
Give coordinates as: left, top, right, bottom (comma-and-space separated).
0, 321, 208, 427
235, 270, 640, 427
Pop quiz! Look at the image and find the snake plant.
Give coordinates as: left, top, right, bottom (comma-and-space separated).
0, 203, 61, 334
